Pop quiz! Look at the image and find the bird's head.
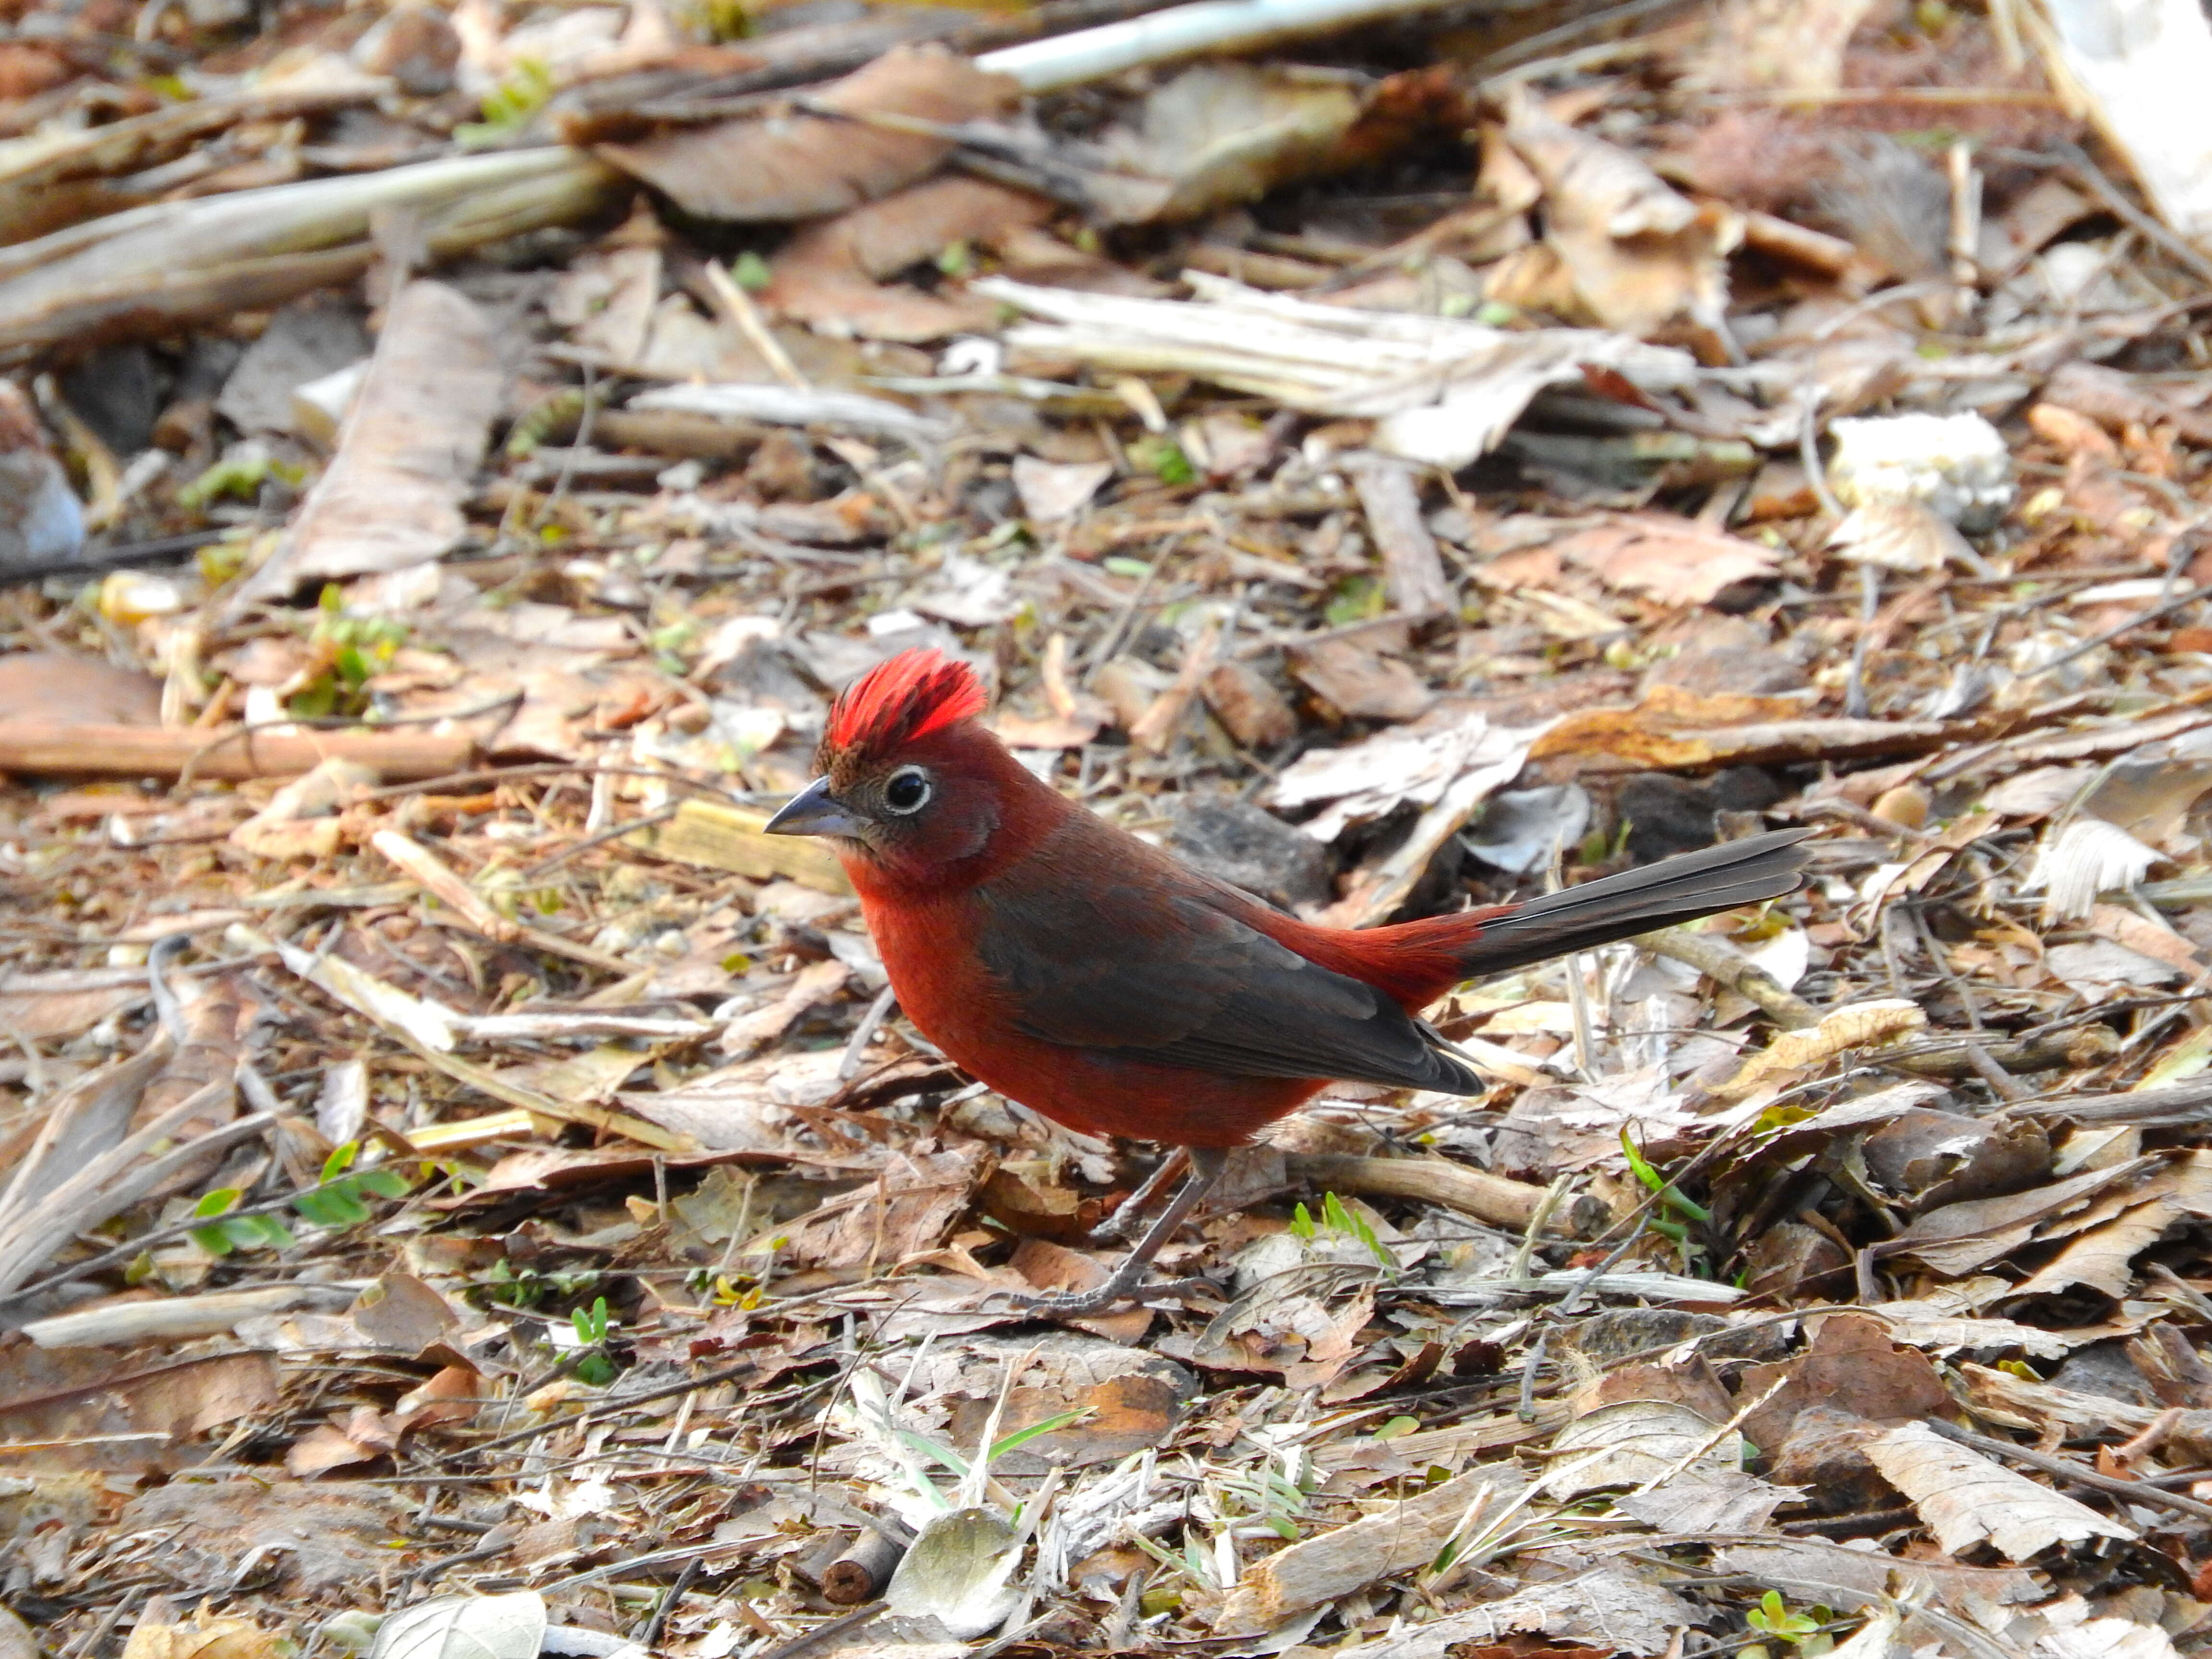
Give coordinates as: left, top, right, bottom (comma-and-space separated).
765, 648, 1016, 881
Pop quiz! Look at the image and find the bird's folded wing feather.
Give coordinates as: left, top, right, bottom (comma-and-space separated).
972, 840, 1479, 1093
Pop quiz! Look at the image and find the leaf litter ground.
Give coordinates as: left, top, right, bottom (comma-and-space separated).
13, 0, 2212, 1656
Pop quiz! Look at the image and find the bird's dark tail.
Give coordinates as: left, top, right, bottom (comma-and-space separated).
1457, 828, 1813, 977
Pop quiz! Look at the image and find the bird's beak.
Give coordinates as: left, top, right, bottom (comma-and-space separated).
763, 776, 867, 839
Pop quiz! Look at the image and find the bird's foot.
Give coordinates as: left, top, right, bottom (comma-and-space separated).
984, 1273, 1217, 1317
1088, 1149, 1191, 1247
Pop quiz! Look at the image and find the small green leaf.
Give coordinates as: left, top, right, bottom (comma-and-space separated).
321, 1142, 360, 1183
356, 1167, 412, 1200
731, 250, 772, 292
1620, 1127, 1666, 1194
242, 1214, 296, 1249
193, 1188, 242, 1219
894, 1426, 971, 1480
576, 1353, 616, 1386
987, 1408, 1091, 1464
295, 1185, 371, 1228
189, 1223, 237, 1256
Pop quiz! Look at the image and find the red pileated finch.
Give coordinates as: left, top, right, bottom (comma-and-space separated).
769, 650, 1808, 1310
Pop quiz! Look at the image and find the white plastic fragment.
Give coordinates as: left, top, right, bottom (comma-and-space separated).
1827, 411, 2013, 529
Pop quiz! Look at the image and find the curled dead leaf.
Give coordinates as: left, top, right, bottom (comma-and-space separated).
1863, 1422, 2134, 1560
1706, 998, 1925, 1102
600, 47, 1020, 222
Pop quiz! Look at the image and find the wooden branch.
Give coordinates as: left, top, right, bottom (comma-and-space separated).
1286, 1153, 1606, 1238
1635, 926, 1820, 1029
372, 829, 645, 976
625, 798, 854, 895
1214, 1464, 1525, 1634
0, 721, 475, 781
1347, 453, 1451, 617
1892, 1022, 2122, 1082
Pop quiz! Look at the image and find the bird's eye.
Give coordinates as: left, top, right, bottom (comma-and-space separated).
882, 766, 932, 815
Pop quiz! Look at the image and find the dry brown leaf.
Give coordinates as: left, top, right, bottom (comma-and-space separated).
600, 46, 1020, 222
1556, 514, 1778, 606
1716, 1536, 2048, 1612
1530, 683, 1973, 772
1694, 0, 1880, 95
546, 242, 660, 364
1545, 1399, 1740, 1498
120, 1613, 289, 1659
0, 1348, 279, 1471
1707, 998, 1925, 1103
1191, 1276, 1376, 1390
1614, 1469, 1796, 1533
0, 652, 161, 724
918, 1334, 1195, 1472
719, 958, 852, 1058
224, 280, 501, 611
349, 1271, 459, 1355
1094, 63, 1365, 225
286, 1419, 382, 1478
1956, 1361, 2167, 1440
1502, 86, 1735, 337
1214, 1464, 1527, 1634
1012, 455, 1114, 524
1863, 1422, 2134, 1559
1827, 499, 1981, 574
759, 177, 1052, 342
624, 1048, 949, 1155
1202, 661, 1297, 748
1737, 1313, 1951, 1455
0, 973, 146, 1040
770, 1144, 990, 1272
1289, 637, 1434, 722
1331, 1564, 1697, 1658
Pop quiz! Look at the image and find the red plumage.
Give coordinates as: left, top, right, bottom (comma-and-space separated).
771, 649, 1810, 1305
823, 648, 987, 759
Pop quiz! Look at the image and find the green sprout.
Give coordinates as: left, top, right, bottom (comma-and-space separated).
457, 59, 553, 149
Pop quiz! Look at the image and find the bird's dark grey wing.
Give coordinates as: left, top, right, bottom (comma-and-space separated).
971, 830, 1481, 1094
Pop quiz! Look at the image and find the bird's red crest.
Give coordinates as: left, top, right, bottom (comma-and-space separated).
822, 649, 987, 763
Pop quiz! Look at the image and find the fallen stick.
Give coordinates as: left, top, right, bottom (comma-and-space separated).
371, 829, 645, 977
1635, 926, 1819, 1029
0, 148, 623, 360
1285, 1153, 1607, 1238
0, 77, 387, 244
976, 0, 1487, 90
0, 722, 475, 781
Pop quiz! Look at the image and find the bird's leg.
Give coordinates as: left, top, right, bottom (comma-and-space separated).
997, 1147, 1227, 1315
1089, 1147, 1190, 1246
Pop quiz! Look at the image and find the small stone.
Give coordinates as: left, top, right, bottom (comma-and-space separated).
1869, 782, 1930, 830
